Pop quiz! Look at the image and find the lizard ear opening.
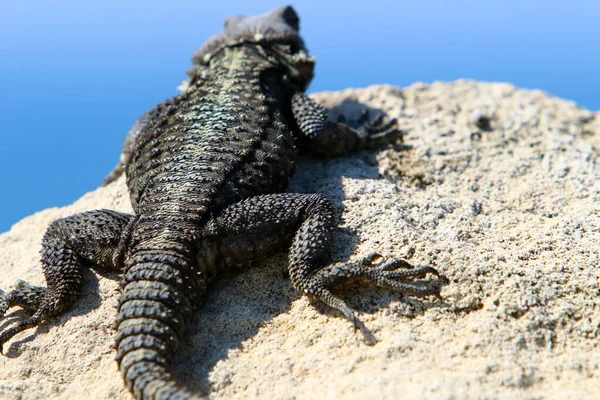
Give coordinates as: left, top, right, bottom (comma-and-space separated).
270, 5, 300, 32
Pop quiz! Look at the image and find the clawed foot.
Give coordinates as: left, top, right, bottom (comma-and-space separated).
0, 281, 49, 355
360, 253, 446, 300
305, 254, 447, 325
348, 109, 402, 145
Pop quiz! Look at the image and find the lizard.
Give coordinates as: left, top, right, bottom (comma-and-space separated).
0, 6, 446, 400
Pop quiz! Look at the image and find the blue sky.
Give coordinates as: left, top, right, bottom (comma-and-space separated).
1, 0, 599, 233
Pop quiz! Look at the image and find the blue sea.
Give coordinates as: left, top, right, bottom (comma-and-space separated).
0, 0, 598, 232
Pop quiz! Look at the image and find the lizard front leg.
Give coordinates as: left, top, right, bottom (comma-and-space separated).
291, 92, 401, 157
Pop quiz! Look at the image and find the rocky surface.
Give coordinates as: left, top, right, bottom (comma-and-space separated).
1, 81, 599, 399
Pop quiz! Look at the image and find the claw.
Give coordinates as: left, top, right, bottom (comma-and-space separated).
371, 113, 385, 125
361, 253, 383, 266
357, 108, 370, 125
0, 287, 7, 353
359, 255, 448, 301
360, 115, 402, 144
377, 258, 414, 271
365, 114, 392, 129
0, 314, 42, 356
405, 265, 440, 277
367, 121, 400, 138
0, 292, 7, 318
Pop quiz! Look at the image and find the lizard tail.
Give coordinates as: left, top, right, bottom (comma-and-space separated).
115, 222, 206, 400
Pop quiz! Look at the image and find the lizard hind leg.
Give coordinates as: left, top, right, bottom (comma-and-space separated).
287, 195, 447, 325
0, 209, 132, 354
199, 192, 446, 326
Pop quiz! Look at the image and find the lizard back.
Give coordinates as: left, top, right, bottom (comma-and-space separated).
126, 46, 298, 218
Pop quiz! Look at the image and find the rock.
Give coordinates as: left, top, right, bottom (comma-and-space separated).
1, 81, 598, 399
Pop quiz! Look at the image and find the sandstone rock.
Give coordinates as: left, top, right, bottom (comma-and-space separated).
1, 81, 598, 399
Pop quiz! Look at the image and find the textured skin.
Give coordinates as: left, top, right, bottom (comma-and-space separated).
0, 6, 446, 400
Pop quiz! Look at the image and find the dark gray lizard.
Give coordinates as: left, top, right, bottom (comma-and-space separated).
0, 6, 446, 400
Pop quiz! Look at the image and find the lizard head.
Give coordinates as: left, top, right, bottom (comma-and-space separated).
185, 6, 315, 91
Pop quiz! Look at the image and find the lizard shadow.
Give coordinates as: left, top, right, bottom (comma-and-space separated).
174, 255, 296, 396
174, 104, 445, 395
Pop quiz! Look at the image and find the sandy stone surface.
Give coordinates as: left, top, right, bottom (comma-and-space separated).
1, 81, 599, 400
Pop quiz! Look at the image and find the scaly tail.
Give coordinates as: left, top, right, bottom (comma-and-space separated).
115, 217, 207, 400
